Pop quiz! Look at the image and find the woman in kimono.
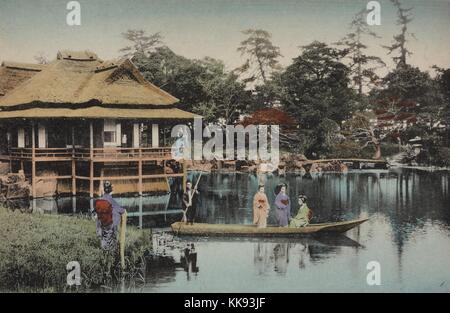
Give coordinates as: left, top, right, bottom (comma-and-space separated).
274, 184, 291, 227
253, 184, 270, 228
290, 195, 312, 227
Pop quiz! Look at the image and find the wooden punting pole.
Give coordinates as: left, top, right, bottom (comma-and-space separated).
31, 123, 36, 199
71, 126, 76, 196
182, 159, 187, 191
138, 148, 143, 196
89, 121, 94, 198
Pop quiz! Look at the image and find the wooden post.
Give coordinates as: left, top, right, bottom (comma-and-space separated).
138, 148, 143, 195
182, 159, 187, 191
163, 159, 170, 191
89, 121, 94, 198
72, 159, 76, 196
31, 123, 36, 198
71, 126, 76, 196
162, 126, 166, 146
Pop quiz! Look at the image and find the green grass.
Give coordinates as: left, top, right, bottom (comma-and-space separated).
0, 208, 151, 292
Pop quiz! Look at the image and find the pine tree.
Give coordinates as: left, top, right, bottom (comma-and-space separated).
337, 8, 385, 95
383, 0, 415, 67
235, 29, 282, 86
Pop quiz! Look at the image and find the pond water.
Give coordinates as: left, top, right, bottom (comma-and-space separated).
7, 168, 450, 292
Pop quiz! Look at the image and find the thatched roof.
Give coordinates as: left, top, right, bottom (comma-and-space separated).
0, 50, 179, 108
0, 62, 45, 97
0, 106, 199, 120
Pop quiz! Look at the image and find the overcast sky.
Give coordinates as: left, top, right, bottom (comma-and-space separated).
0, 0, 449, 73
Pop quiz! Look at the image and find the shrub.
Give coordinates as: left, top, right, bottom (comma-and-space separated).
380, 142, 401, 158
434, 147, 450, 167
0, 208, 151, 292
328, 141, 400, 159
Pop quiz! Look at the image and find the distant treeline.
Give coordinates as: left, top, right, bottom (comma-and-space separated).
119, 0, 450, 164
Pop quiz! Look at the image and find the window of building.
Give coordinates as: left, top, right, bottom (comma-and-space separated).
103, 119, 121, 147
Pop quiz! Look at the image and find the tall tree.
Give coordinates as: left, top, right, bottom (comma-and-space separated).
368, 64, 440, 151
235, 29, 282, 86
280, 41, 356, 156
194, 71, 251, 125
126, 44, 250, 123
131, 46, 204, 111
383, 0, 414, 67
336, 8, 385, 95
373, 64, 431, 118
120, 29, 163, 59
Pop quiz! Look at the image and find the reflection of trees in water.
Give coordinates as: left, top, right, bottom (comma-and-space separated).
6, 169, 449, 272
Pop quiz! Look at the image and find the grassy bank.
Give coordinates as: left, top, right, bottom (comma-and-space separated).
0, 208, 151, 292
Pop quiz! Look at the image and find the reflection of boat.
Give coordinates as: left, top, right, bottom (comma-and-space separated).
171, 218, 368, 237
178, 234, 362, 248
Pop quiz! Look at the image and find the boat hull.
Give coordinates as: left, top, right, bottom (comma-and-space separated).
171, 218, 368, 237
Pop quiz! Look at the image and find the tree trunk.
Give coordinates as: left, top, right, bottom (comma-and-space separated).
373, 142, 381, 160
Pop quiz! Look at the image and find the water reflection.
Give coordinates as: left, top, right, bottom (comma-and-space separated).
2, 168, 449, 292
252, 234, 364, 276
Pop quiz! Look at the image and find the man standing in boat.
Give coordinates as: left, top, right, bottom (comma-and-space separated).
182, 180, 199, 225
253, 184, 270, 228
274, 184, 291, 227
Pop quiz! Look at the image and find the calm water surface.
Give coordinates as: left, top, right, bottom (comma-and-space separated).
17, 169, 450, 292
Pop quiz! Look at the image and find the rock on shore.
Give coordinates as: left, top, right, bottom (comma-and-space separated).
185, 153, 349, 174
0, 172, 31, 200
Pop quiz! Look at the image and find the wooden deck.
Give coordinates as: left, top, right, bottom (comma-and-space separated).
1, 147, 173, 161
0, 146, 187, 198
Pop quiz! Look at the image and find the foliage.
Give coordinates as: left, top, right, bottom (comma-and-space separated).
383, 0, 415, 67
433, 67, 450, 125
235, 29, 282, 86
117, 25, 450, 165
370, 65, 448, 153
241, 108, 296, 127
336, 7, 385, 95
0, 208, 151, 292
435, 147, 450, 167
328, 141, 399, 159
280, 41, 356, 157
127, 41, 250, 124
249, 73, 285, 110
120, 29, 164, 59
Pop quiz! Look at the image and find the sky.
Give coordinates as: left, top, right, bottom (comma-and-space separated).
0, 0, 449, 73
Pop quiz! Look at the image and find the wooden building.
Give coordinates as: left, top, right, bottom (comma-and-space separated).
0, 50, 196, 198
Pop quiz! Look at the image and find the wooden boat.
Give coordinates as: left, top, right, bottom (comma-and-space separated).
171, 218, 369, 237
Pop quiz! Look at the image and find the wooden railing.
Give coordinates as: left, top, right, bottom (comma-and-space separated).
7, 147, 174, 161
9, 147, 73, 159
74, 147, 172, 160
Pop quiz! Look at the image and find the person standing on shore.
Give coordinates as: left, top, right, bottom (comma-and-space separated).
253, 184, 270, 228
95, 181, 126, 250
274, 184, 291, 227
